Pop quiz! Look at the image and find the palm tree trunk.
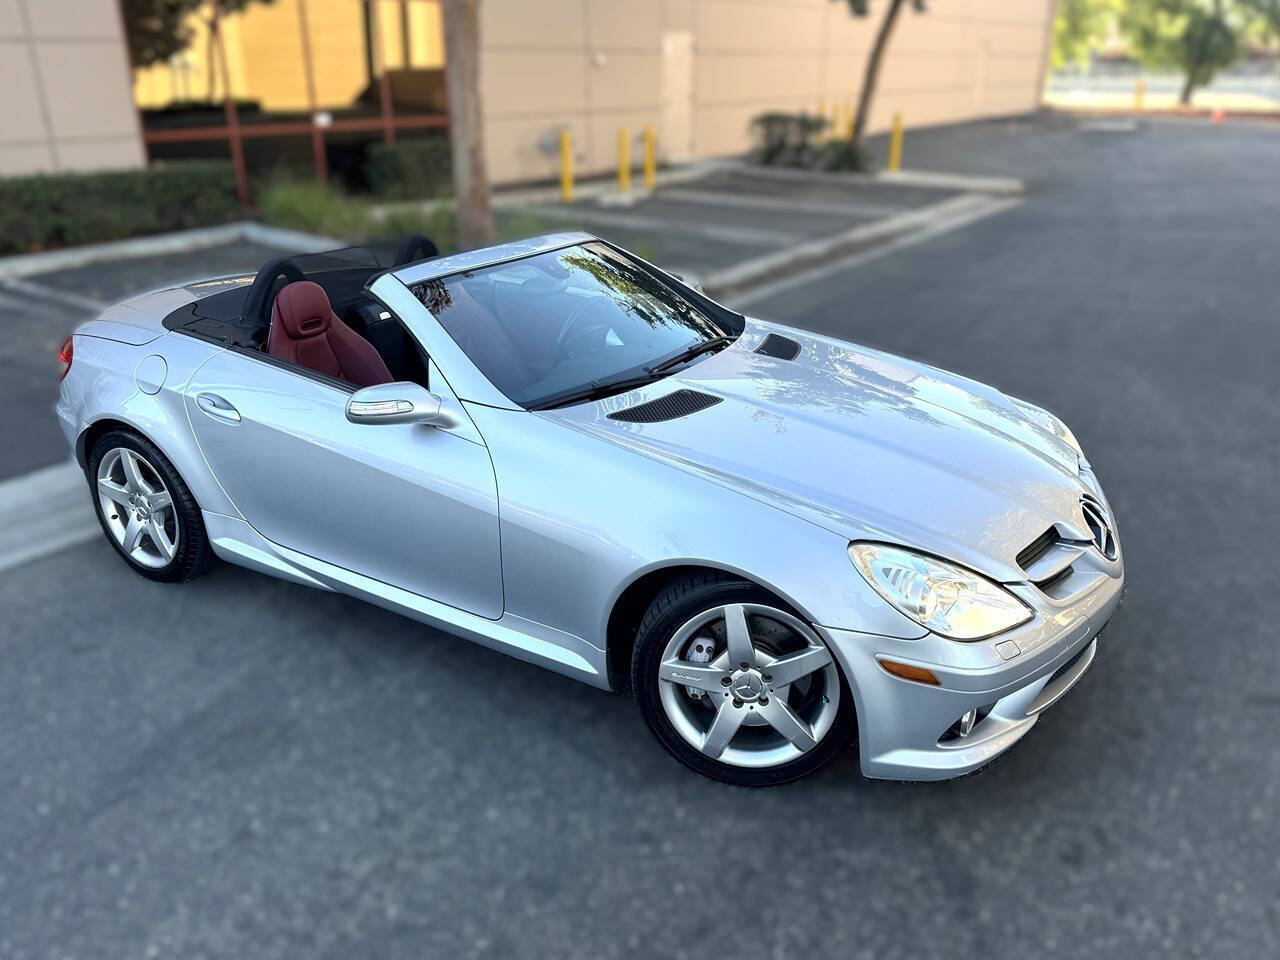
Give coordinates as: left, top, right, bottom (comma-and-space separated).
206, 15, 218, 102
852, 0, 907, 144
442, 0, 494, 248
1179, 72, 1195, 106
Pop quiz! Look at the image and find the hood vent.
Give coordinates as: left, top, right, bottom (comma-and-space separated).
608, 389, 723, 424
755, 334, 801, 361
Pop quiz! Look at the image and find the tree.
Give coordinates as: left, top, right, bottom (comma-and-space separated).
1241, 0, 1280, 38
120, 0, 199, 69
833, 0, 926, 145
1121, 0, 1248, 104
1053, 0, 1122, 70
442, 0, 494, 247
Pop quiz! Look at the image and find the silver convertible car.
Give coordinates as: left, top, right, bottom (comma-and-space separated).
56, 232, 1123, 786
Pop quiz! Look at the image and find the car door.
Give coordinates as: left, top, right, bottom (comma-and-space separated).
183, 350, 503, 619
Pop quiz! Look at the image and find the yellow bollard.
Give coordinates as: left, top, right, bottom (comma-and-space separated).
887, 111, 904, 172
618, 126, 631, 193
560, 130, 573, 203
844, 100, 854, 139
1134, 78, 1145, 112
643, 125, 656, 191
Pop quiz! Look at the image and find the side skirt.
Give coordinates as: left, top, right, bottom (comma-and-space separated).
203, 511, 611, 690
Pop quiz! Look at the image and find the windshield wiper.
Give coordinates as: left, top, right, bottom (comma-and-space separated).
646, 336, 735, 375
531, 372, 667, 411
531, 336, 736, 411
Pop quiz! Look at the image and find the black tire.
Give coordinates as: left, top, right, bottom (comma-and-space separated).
632, 571, 856, 787
87, 430, 216, 583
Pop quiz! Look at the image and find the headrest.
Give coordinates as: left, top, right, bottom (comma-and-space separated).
272, 281, 333, 339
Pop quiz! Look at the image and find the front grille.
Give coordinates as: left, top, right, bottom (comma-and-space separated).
1036, 566, 1074, 594
1080, 493, 1117, 560
608, 389, 723, 424
1016, 527, 1059, 571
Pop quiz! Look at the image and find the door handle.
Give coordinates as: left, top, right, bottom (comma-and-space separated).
196, 392, 241, 423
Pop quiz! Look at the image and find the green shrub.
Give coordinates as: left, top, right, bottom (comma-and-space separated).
748, 112, 871, 172
258, 177, 568, 255
750, 112, 828, 167
373, 205, 457, 250
0, 161, 238, 255
815, 139, 871, 172
365, 137, 452, 200
257, 178, 458, 250
256, 178, 371, 239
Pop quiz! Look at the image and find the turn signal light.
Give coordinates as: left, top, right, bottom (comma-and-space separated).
878, 659, 941, 686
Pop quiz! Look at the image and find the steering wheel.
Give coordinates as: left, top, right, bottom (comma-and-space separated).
553, 298, 616, 365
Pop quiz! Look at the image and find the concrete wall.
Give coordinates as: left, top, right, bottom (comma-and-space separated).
0, 0, 144, 175
481, 0, 1055, 184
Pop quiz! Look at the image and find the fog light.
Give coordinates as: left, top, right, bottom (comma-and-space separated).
956, 708, 977, 738
878, 659, 941, 686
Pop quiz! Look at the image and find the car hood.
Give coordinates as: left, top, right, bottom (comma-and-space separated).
548, 320, 1092, 583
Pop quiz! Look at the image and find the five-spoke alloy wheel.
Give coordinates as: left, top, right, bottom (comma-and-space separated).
88, 430, 215, 583
96, 446, 180, 569
634, 573, 855, 786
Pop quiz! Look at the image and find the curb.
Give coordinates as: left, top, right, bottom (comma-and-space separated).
0, 460, 98, 575
727, 195, 1021, 307
701, 192, 1011, 298
874, 169, 1024, 196
725, 160, 1024, 197
0, 222, 343, 282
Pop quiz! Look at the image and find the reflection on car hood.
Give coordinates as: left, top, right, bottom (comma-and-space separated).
549, 319, 1091, 583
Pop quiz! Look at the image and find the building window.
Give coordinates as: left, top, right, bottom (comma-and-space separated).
122, 0, 448, 203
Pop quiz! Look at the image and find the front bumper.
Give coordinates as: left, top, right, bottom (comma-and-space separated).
820, 560, 1124, 781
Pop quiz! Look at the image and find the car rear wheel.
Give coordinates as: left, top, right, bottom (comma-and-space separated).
88, 430, 215, 583
632, 572, 855, 786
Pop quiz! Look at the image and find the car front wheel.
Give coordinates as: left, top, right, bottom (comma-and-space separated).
632, 572, 855, 786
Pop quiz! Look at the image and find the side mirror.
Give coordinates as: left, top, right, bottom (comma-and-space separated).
346, 381, 457, 427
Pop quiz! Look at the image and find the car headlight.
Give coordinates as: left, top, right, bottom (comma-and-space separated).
1011, 398, 1083, 458
848, 543, 1033, 641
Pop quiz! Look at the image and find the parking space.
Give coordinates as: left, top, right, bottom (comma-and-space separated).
508, 163, 967, 281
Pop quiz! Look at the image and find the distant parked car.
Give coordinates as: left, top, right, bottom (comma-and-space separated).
56, 232, 1123, 785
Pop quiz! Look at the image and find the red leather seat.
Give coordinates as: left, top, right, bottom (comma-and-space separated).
267, 281, 393, 387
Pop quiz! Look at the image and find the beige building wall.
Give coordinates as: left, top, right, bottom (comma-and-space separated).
0, 0, 144, 175
481, 0, 1054, 185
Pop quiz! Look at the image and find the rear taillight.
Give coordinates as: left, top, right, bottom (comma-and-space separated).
57, 335, 73, 381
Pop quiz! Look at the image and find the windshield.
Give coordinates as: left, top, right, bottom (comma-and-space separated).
409, 242, 733, 408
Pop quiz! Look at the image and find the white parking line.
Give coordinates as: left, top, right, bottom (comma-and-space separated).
702, 192, 1003, 296
0, 461, 99, 575
2, 278, 108, 313
729, 195, 1021, 307
653, 188, 907, 220
520, 203, 799, 248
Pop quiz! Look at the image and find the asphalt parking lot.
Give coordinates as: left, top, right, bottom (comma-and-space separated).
2, 114, 1278, 959
512, 164, 961, 280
